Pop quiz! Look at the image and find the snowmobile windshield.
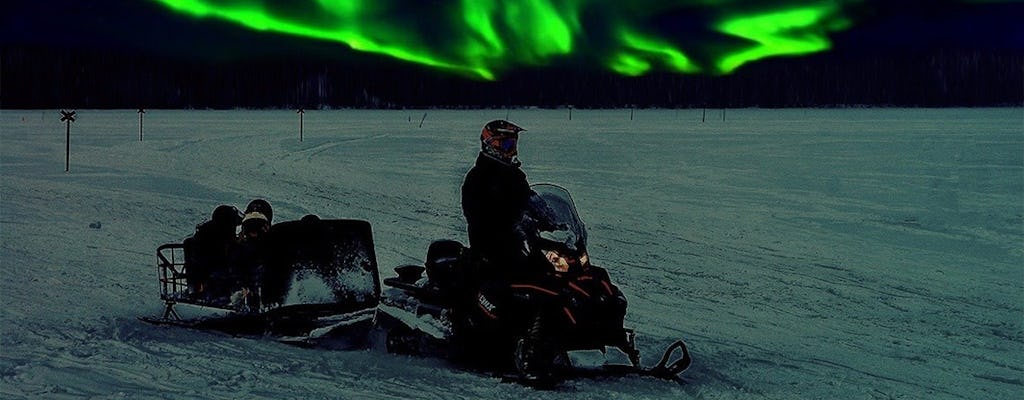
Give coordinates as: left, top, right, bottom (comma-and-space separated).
527, 183, 587, 253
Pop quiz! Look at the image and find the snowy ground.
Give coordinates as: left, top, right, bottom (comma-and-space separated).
1, 108, 1021, 399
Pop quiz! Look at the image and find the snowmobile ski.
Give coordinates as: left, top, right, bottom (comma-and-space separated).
493, 339, 691, 388
643, 339, 692, 380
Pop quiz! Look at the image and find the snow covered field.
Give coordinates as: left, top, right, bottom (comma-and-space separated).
2, 108, 1021, 399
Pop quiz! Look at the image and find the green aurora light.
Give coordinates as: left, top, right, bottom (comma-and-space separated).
152, 0, 865, 79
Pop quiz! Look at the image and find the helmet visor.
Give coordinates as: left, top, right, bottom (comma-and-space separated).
499, 135, 518, 152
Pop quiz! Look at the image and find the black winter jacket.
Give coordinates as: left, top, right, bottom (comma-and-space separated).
461, 153, 533, 268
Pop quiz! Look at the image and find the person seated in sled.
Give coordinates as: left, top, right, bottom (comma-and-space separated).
184, 204, 243, 302
226, 210, 271, 311
244, 198, 273, 224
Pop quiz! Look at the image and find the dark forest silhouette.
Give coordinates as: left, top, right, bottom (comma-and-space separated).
2, 46, 1020, 109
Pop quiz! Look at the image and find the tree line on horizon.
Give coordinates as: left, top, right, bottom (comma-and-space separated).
2, 46, 1020, 110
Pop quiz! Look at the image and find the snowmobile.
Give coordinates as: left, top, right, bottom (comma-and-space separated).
374, 184, 690, 385
142, 215, 382, 349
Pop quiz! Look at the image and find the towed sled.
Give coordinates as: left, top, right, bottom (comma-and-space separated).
374, 184, 691, 386
142, 216, 381, 349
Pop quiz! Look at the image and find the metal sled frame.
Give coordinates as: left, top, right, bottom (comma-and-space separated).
156, 243, 187, 320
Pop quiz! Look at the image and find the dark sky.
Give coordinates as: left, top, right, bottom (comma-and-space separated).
2, 0, 1021, 107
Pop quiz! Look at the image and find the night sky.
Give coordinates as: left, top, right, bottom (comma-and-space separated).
2, 0, 1022, 108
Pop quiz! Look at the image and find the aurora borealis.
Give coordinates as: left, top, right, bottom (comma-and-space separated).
149, 0, 861, 79
2, 0, 1020, 108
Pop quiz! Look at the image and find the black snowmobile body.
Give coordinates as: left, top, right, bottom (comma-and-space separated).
376, 184, 690, 384
144, 217, 381, 348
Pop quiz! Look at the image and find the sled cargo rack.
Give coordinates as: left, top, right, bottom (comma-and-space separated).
155, 242, 237, 317
156, 243, 188, 319
156, 243, 187, 298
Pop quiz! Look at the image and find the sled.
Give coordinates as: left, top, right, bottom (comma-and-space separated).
144, 217, 381, 342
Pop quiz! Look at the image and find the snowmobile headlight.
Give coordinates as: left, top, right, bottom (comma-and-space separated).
544, 250, 571, 273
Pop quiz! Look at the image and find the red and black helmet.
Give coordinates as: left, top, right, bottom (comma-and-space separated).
480, 120, 526, 165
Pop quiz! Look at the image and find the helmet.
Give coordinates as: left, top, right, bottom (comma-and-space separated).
245, 199, 273, 223
480, 120, 525, 166
211, 205, 243, 227
241, 212, 270, 238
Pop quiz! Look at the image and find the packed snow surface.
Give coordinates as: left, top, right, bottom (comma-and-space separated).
2, 108, 1022, 399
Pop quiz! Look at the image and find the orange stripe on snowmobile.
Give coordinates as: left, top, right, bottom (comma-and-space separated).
601, 280, 614, 295
510, 284, 558, 296
567, 282, 591, 298
562, 307, 577, 325
477, 303, 497, 319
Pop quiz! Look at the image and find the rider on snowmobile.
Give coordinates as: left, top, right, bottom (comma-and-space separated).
461, 119, 533, 275
375, 125, 692, 382
459, 120, 565, 374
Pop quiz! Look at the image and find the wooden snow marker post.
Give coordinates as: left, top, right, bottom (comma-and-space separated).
138, 108, 145, 141
297, 108, 305, 142
60, 110, 76, 172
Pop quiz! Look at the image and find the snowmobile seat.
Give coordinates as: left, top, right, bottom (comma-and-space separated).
426, 239, 465, 265
422, 239, 480, 304
381, 240, 471, 304
424, 240, 468, 288
394, 264, 425, 283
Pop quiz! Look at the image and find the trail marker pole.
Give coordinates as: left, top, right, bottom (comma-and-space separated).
568, 106, 573, 121
60, 110, 76, 172
702, 107, 706, 123
630, 107, 634, 121
722, 109, 726, 121
138, 108, 145, 141
297, 108, 305, 141
419, 112, 427, 128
